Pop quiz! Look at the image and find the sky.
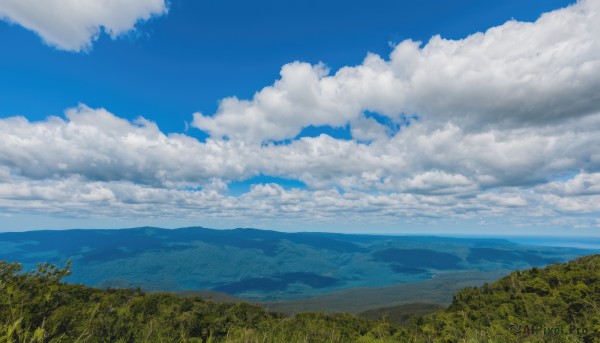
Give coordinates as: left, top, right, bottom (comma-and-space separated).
1, 0, 599, 236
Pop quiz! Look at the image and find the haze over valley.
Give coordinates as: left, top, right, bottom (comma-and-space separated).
2, 227, 596, 314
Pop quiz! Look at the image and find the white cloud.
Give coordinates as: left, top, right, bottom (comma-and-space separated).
534, 173, 600, 214
477, 193, 527, 208
193, 0, 600, 143
0, 105, 259, 187
193, 62, 359, 142
0, 0, 168, 51
542, 194, 600, 214
2, 0, 600, 231
538, 173, 600, 196
2, 174, 597, 230
3, 106, 600, 194
1, 105, 600, 228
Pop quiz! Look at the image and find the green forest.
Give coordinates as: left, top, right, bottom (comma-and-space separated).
1, 255, 600, 342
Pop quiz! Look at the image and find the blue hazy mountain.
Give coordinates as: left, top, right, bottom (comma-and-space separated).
0, 227, 594, 301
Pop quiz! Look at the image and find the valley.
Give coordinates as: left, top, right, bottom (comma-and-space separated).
1, 226, 596, 313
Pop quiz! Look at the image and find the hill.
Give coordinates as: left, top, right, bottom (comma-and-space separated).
0, 227, 594, 306
410, 254, 600, 342
1, 255, 600, 342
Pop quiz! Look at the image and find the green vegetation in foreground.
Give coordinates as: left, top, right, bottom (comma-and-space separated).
2, 255, 600, 342
359, 303, 444, 327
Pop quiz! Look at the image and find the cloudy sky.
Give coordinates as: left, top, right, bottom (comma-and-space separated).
1, 0, 599, 235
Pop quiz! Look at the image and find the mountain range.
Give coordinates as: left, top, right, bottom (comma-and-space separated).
1, 227, 595, 312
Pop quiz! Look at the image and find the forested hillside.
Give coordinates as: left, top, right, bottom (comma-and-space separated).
1, 227, 593, 305
413, 254, 600, 342
0, 261, 407, 342
1, 255, 600, 342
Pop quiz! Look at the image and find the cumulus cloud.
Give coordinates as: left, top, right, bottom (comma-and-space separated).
1, 105, 600, 228
5, 105, 600, 194
0, 0, 168, 51
538, 173, 600, 196
0, 178, 538, 222
2, 0, 600, 230
193, 0, 600, 143
0, 105, 258, 187
533, 173, 600, 215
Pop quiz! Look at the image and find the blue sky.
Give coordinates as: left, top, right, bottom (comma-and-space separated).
1, 0, 572, 133
1, 0, 600, 235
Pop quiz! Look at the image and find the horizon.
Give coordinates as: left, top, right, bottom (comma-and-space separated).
4, 224, 600, 240
1, 0, 600, 236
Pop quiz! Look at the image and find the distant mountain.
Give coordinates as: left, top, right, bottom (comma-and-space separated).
0, 227, 595, 303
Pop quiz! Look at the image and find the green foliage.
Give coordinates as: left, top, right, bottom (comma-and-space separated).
410, 255, 600, 342
359, 302, 444, 327
2, 255, 600, 342
0, 260, 406, 342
